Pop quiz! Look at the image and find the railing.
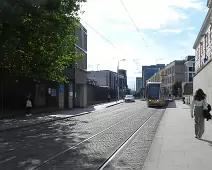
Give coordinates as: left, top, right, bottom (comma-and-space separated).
184, 95, 193, 105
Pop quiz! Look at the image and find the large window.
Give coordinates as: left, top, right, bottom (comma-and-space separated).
189, 73, 193, 82
147, 84, 160, 99
189, 67, 195, 72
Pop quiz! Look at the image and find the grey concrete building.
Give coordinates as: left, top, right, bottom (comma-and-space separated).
184, 55, 195, 82
164, 60, 185, 93
88, 70, 127, 90
64, 23, 87, 108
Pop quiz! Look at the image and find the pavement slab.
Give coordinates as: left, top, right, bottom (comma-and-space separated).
143, 101, 212, 170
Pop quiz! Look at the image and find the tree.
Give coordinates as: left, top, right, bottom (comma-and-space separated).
172, 82, 182, 97
0, 0, 86, 82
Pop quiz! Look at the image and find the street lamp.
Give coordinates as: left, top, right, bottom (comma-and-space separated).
117, 59, 126, 101
97, 64, 100, 71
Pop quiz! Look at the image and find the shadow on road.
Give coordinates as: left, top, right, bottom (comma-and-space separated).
0, 116, 106, 170
0, 106, 97, 132
0, 106, 118, 170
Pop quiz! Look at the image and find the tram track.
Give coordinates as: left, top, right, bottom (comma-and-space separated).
0, 102, 152, 170
98, 108, 165, 170
0, 102, 137, 156
30, 107, 164, 170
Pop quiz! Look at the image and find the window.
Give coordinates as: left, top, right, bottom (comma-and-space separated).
189, 73, 193, 78
210, 25, 212, 41
189, 77, 193, 82
147, 84, 160, 99
206, 33, 209, 46
189, 67, 193, 71
200, 42, 203, 54
193, 63, 195, 67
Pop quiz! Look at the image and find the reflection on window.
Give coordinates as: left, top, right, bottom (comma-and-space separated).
148, 84, 160, 99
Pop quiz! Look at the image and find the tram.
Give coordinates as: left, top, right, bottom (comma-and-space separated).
146, 82, 169, 107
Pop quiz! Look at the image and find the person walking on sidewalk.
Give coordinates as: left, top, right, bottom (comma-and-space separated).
108, 94, 111, 102
25, 94, 34, 117
191, 89, 207, 139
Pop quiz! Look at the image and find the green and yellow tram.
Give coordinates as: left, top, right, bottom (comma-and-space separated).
146, 82, 169, 107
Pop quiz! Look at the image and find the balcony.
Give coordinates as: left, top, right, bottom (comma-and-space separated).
207, 0, 212, 8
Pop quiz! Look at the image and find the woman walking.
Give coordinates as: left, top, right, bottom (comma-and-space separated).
191, 89, 207, 139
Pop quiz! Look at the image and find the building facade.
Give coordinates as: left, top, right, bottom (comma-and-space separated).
64, 23, 88, 108
88, 70, 127, 91
136, 77, 143, 92
184, 55, 195, 82
193, 0, 212, 105
163, 60, 185, 93
146, 68, 166, 84
0, 23, 88, 117
142, 64, 165, 88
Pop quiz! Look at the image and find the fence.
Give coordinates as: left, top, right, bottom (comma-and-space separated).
184, 95, 193, 105
87, 84, 117, 105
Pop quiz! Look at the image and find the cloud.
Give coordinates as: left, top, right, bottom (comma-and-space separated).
187, 27, 196, 30
80, 0, 205, 88
160, 29, 183, 33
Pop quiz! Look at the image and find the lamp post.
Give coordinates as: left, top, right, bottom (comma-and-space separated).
97, 64, 100, 71
117, 59, 126, 101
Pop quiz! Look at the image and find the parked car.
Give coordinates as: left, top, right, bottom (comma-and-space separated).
124, 95, 135, 102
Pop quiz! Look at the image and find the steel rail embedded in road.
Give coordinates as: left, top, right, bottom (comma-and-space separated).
0, 102, 125, 133
0, 103, 142, 158
31, 106, 149, 170
97, 109, 160, 170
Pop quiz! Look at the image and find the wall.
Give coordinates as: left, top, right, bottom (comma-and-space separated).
88, 71, 108, 86
0, 68, 60, 116
87, 84, 117, 105
193, 60, 212, 105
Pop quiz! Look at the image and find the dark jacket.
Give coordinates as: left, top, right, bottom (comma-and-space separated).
203, 104, 212, 121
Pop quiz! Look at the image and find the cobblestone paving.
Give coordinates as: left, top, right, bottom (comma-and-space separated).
35, 106, 162, 170
0, 101, 123, 131
103, 108, 165, 170
0, 101, 147, 170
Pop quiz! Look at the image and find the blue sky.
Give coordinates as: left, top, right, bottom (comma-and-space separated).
80, 0, 208, 89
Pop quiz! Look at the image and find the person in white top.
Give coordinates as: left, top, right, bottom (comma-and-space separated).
190, 89, 207, 139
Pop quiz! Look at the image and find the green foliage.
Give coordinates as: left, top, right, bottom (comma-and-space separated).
172, 82, 182, 97
0, 0, 86, 83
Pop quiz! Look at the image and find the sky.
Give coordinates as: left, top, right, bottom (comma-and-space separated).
79, 0, 208, 89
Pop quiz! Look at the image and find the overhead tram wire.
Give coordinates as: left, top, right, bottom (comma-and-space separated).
119, 0, 150, 50
80, 18, 117, 49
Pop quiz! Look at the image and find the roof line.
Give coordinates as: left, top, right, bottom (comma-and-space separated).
193, 8, 211, 49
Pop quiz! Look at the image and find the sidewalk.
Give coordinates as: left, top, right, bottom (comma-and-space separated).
0, 100, 123, 132
143, 101, 212, 170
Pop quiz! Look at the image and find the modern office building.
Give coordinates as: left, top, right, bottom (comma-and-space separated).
142, 64, 165, 87
146, 68, 166, 84
136, 77, 143, 92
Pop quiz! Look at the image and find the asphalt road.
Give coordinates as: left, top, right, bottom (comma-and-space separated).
0, 101, 166, 170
